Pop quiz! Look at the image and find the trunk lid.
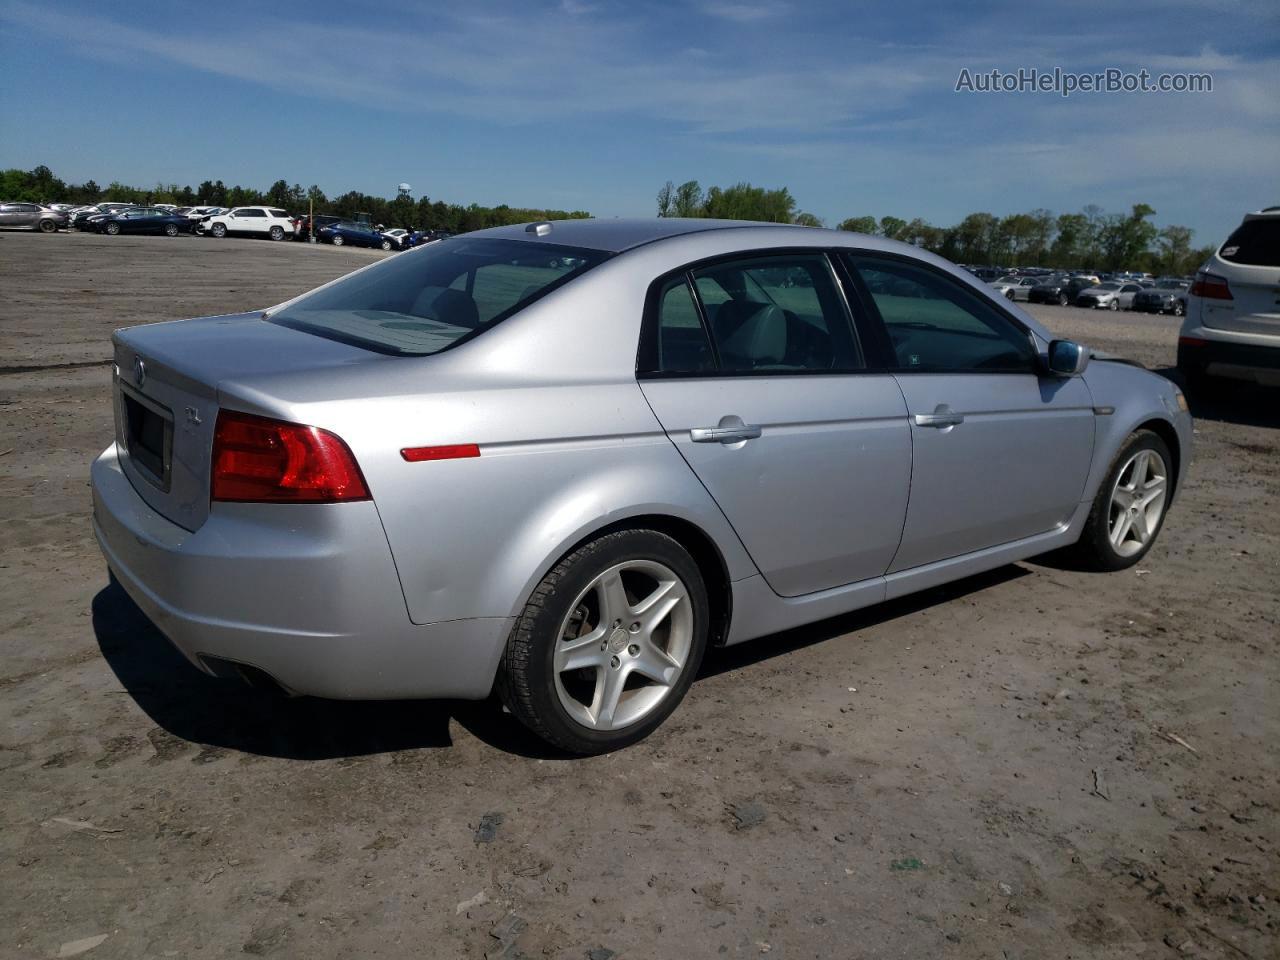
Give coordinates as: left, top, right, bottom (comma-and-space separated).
112, 312, 383, 531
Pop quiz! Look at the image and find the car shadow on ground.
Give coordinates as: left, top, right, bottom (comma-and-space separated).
94, 565, 1030, 762
1155, 366, 1280, 430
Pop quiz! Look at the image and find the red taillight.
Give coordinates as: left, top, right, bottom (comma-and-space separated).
1190, 272, 1232, 300
400, 444, 480, 462
1178, 336, 1207, 347
211, 410, 369, 503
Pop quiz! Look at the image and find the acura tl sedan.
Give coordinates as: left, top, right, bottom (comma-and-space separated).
92, 219, 1192, 754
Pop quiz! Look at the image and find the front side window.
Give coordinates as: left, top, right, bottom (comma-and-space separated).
846, 254, 1035, 373
271, 238, 608, 356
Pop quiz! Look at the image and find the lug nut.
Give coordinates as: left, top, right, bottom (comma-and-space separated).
628, 644, 640, 656
610, 656, 620, 669
629, 622, 640, 633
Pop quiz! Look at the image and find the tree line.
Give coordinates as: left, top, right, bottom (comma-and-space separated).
658, 179, 1213, 275
0, 165, 591, 234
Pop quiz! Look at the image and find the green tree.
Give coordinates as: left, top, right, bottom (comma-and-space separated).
878, 216, 909, 241
672, 180, 704, 218
656, 181, 674, 217
792, 211, 823, 227
837, 216, 878, 234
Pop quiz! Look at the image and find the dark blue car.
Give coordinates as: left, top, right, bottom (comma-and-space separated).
317, 221, 393, 249
96, 207, 194, 237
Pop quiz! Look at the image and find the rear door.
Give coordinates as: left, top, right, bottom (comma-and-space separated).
638, 251, 912, 597
842, 252, 1095, 572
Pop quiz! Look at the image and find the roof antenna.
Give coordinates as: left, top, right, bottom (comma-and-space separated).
526, 221, 553, 237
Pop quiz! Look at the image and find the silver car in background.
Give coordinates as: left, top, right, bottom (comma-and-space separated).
0, 202, 67, 232
1076, 280, 1144, 310
92, 219, 1192, 753
989, 275, 1040, 301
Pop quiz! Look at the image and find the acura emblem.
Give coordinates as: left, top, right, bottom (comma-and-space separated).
133, 356, 147, 388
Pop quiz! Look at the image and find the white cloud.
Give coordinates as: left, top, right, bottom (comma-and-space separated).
700, 1, 788, 22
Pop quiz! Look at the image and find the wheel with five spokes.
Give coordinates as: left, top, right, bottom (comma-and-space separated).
498, 528, 709, 754
1073, 430, 1172, 570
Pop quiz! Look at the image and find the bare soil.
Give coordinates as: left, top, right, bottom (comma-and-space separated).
1, 232, 1276, 960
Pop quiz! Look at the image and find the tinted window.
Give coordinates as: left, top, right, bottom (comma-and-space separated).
1220, 218, 1280, 267
650, 277, 715, 374
689, 254, 861, 372
847, 255, 1035, 373
268, 209, 288, 219
239, 209, 266, 218
270, 238, 607, 356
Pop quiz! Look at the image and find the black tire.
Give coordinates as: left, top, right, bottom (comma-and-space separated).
104, 221, 120, 236
1072, 429, 1173, 572
211, 222, 227, 238
1005, 289, 1015, 300
1057, 292, 1069, 306
1173, 301, 1185, 317
165, 223, 178, 237
331, 234, 344, 246
1109, 299, 1119, 311
1177, 341, 1217, 396
380, 239, 392, 251
38, 218, 57, 233
497, 529, 710, 755
269, 225, 284, 241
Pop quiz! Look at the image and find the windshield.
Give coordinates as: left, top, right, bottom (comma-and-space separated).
270, 237, 609, 356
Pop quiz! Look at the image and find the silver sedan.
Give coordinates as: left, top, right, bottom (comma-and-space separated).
92, 219, 1192, 753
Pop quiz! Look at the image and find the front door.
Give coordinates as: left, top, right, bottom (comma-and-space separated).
638, 252, 912, 597
843, 253, 1095, 572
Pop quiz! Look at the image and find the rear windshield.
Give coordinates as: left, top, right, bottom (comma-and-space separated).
1220, 218, 1280, 267
270, 237, 608, 356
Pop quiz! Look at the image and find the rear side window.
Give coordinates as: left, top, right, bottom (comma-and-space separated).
653, 277, 715, 374
846, 254, 1035, 373
1220, 219, 1280, 267
270, 238, 608, 356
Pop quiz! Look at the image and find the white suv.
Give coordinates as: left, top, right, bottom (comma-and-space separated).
197, 206, 295, 241
1179, 208, 1280, 389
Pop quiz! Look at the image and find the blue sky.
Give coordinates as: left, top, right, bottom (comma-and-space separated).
1, 0, 1276, 243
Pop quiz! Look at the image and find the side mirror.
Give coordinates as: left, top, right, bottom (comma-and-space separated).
1047, 339, 1090, 377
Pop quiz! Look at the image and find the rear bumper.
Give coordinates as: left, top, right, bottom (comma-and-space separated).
91, 444, 512, 700
1178, 327, 1280, 386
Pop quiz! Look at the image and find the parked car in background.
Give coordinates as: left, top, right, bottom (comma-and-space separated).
0, 202, 68, 232
290, 215, 342, 241
316, 220, 393, 249
990, 275, 1040, 301
1131, 285, 1188, 316
381, 227, 411, 249
186, 206, 225, 220
1028, 275, 1085, 306
198, 207, 294, 240
70, 202, 139, 230
1179, 208, 1280, 390
94, 207, 195, 237
92, 219, 1192, 754
1076, 281, 1144, 310
409, 228, 452, 247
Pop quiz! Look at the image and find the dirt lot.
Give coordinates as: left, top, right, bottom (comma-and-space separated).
1, 232, 1276, 960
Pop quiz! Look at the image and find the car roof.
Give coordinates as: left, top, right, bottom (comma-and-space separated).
465, 217, 801, 253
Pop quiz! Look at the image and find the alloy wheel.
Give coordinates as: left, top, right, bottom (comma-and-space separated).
552, 560, 694, 731
1107, 449, 1168, 558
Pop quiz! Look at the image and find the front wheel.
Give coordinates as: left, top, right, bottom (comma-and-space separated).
210, 222, 227, 238
380, 239, 392, 251
1005, 289, 1015, 300
104, 221, 120, 236
1173, 302, 1185, 317
1072, 430, 1173, 571
497, 529, 709, 755
269, 225, 284, 241
1109, 299, 1119, 311
1057, 292, 1069, 306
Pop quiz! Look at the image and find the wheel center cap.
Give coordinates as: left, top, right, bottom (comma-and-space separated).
609, 627, 629, 653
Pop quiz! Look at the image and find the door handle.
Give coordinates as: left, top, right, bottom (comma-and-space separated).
691, 423, 762, 444
913, 404, 964, 428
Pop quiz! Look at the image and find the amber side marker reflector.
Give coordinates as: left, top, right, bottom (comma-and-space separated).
401, 444, 481, 462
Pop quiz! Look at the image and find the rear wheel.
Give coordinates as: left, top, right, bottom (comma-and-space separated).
38, 218, 58, 233
269, 225, 284, 241
1073, 430, 1172, 571
498, 529, 709, 755
1173, 301, 1185, 317
104, 221, 120, 236
164, 223, 178, 237
210, 222, 227, 238
331, 234, 345, 246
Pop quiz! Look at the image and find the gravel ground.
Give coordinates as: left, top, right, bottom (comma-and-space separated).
1, 232, 1276, 960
